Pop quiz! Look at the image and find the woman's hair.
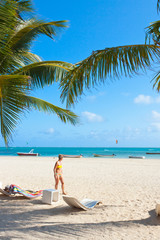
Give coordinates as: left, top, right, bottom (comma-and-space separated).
58, 154, 63, 160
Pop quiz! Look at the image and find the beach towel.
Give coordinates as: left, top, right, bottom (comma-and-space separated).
0, 184, 43, 199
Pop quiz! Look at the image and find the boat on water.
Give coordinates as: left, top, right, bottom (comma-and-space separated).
93, 154, 116, 157
129, 156, 145, 159
146, 152, 160, 154
17, 149, 39, 156
63, 154, 83, 158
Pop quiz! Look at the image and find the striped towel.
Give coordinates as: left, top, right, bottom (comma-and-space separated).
10, 184, 43, 198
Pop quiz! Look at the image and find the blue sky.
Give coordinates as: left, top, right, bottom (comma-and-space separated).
5, 0, 160, 147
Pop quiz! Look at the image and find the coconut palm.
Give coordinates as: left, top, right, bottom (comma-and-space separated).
60, 3, 160, 107
0, 0, 78, 145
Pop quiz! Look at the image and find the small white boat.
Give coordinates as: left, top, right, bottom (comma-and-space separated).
17, 149, 39, 156
129, 156, 145, 159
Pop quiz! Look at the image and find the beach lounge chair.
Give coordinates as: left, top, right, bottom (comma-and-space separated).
0, 188, 12, 196
0, 184, 43, 199
63, 195, 100, 211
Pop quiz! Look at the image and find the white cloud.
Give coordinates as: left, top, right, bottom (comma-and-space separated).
150, 123, 160, 131
155, 96, 160, 103
47, 128, 55, 134
147, 110, 160, 132
121, 92, 130, 97
134, 95, 160, 104
89, 131, 99, 139
41, 128, 55, 135
82, 111, 104, 122
98, 91, 106, 96
86, 95, 97, 101
152, 110, 160, 120
86, 92, 106, 102
134, 94, 152, 104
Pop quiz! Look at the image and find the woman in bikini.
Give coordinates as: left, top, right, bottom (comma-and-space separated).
54, 154, 66, 195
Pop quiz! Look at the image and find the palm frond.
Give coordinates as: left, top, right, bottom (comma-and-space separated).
14, 61, 74, 88
0, 1, 18, 57
60, 44, 160, 107
0, 50, 42, 75
0, 74, 30, 86
0, 1, 25, 73
10, 19, 68, 52
145, 20, 160, 44
14, 0, 34, 14
0, 1, 77, 145
157, 0, 160, 13
11, 51, 42, 68
0, 74, 31, 145
152, 71, 160, 91
23, 96, 79, 125
23, 52, 42, 63
0, 18, 68, 73
12, 0, 34, 21
0, 73, 78, 144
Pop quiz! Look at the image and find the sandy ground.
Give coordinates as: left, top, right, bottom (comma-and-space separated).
0, 156, 160, 240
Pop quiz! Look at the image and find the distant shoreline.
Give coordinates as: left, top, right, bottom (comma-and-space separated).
0, 147, 160, 159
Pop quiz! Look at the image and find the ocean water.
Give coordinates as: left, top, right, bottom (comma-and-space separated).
1, 147, 160, 159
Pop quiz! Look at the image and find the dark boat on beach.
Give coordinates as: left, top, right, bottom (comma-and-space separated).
146, 152, 160, 154
93, 154, 116, 157
63, 154, 83, 158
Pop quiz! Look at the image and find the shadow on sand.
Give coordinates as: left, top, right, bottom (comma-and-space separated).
0, 195, 160, 239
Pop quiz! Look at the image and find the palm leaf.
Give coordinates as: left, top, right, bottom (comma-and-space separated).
0, 74, 31, 144
145, 20, 160, 44
0, 2, 18, 58
23, 96, 79, 125
157, 0, 160, 13
13, 51, 42, 67
0, 74, 78, 144
10, 19, 68, 52
14, 0, 34, 14
60, 44, 160, 107
0, 19, 68, 74
14, 61, 74, 88
0, 1, 78, 145
12, 0, 34, 20
151, 71, 160, 91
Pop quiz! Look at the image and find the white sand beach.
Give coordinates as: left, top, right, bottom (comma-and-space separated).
0, 156, 160, 239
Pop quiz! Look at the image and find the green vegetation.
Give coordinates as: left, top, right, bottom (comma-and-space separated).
1, 0, 160, 145
0, 0, 78, 145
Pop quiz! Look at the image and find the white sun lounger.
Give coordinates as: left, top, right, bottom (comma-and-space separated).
63, 195, 100, 211
0, 182, 13, 196
0, 188, 12, 196
0, 182, 11, 196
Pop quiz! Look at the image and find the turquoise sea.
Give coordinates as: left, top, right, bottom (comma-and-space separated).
1, 147, 160, 159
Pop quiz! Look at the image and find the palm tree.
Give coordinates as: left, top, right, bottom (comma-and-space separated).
60, 2, 160, 107
0, 0, 78, 145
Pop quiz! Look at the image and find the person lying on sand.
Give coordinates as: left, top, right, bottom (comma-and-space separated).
54, 154, 67, 195
4, 185, 14, 193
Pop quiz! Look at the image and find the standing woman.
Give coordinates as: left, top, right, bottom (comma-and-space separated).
54, 154, 66, 195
